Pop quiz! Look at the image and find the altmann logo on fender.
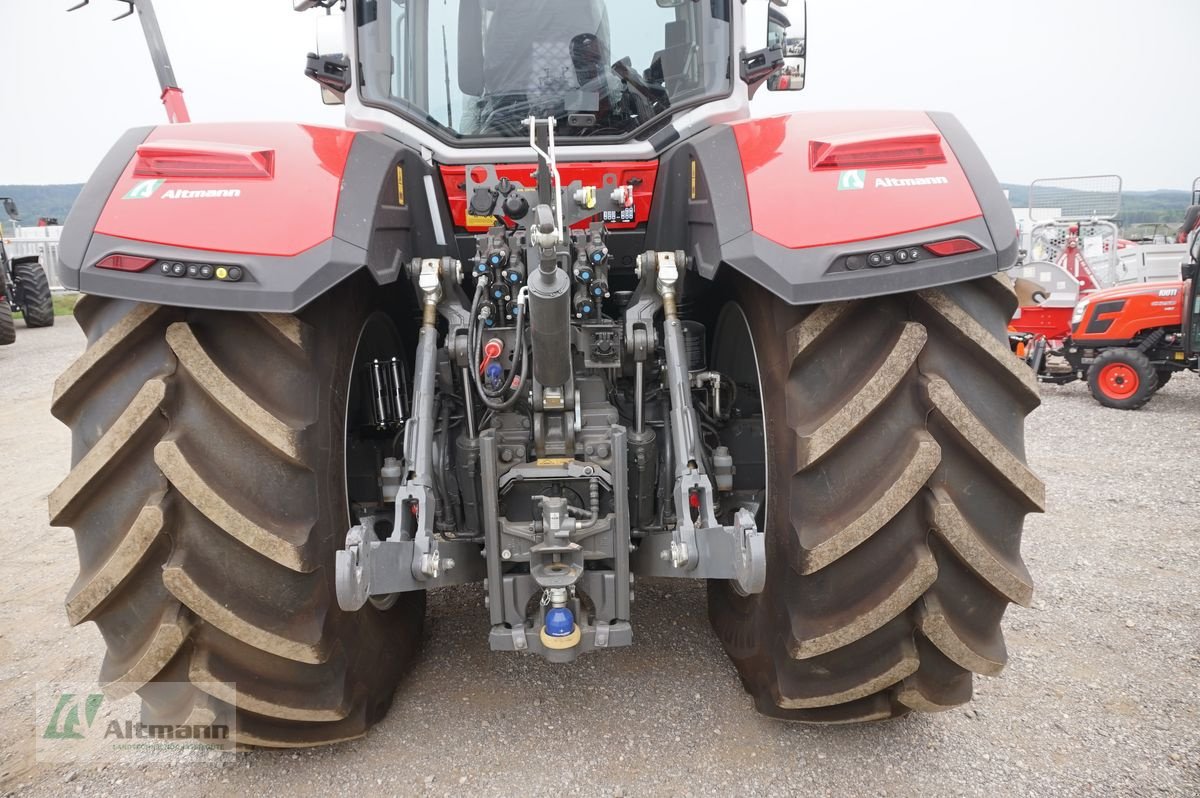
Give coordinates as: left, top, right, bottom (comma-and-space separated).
875, 176, 950, 188
161, 188, 242, 199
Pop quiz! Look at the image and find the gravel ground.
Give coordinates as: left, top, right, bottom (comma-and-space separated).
1, 317, 1198, 797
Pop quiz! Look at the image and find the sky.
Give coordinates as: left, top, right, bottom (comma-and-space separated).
1, 0, 1197, 191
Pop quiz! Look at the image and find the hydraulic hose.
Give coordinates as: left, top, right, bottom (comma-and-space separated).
468, 281, 529, 411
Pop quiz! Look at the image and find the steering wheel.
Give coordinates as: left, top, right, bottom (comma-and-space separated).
610, 58, 667, 111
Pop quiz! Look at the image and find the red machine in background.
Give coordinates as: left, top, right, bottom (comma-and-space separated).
1011, 176, 1200, 408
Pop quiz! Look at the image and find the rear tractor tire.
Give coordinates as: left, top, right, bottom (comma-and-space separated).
1087, 348, 1157, 410
708, 273, 1043, 722
13, 259, 55, 327
49, 278, 424, 747
0, 295, 13, 345
1153, 370, 1173, 392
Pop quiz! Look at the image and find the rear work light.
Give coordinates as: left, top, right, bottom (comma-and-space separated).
924, 238, 982, 257
133, 142, 275, 179
97, 254, 156, 272
809, 131, 946, 171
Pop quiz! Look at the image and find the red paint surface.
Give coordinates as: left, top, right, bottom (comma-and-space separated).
440, 162, 658, 232
161, 87, 191, 124
730, 111, 984, 249
95, 123, 356, 257
1009, 305, 1074, 341
1072, 281, 1186, 342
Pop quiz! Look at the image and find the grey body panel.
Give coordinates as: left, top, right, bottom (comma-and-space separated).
647, 115, 1016, 306
57, 126, 155, 289
59, 130, 456, 313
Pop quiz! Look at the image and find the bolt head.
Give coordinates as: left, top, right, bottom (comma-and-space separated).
501, 549, 512, 560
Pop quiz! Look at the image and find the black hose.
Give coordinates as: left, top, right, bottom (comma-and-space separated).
468, 281, 529, 411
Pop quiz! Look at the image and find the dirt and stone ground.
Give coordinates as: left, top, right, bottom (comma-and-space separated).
1, 316, 1198, 797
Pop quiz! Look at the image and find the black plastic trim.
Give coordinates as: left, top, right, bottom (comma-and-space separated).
79, 234, 368, 313
720, 217, 1001, 305
56, 126, 155, 290
928, 112, 1019, 271
1084, 299, 1127, 335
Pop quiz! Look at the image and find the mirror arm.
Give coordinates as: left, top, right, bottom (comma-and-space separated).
306, 52, 352, 99
739, 45, 784, 92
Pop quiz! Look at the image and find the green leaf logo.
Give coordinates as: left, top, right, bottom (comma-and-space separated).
43, 692, 104, 740
124, 179, 164, 200
837, 170, 866, 191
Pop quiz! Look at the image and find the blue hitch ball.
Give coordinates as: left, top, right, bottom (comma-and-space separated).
545, 606, 575, 637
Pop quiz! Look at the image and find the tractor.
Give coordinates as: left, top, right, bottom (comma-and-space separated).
0, 196, 56, 345
1011, 176, 1200, 408
50, 0, 1042, 746
1036, 249, 1199, 409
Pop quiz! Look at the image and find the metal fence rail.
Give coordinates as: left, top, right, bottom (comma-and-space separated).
1029, 175, 1122, 222
3, 225, 64, 290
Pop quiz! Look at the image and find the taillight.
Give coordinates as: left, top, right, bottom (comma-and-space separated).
924, 238, 981, 257
134, 142, 275, 179
97, 254, 157, 272
810, 132, 946, 171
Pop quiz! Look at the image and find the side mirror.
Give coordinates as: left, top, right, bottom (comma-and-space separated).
2, 198, 19, 221
767, 0, 806, 92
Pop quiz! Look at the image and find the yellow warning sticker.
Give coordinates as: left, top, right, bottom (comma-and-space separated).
396, 165, 406, 206
467, 213, 498, 227
536, 457, 574, 467
690, 158, 697, 200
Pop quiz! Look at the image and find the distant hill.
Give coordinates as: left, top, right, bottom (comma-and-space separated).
0, 184, 83, 225
1002, 183, 1193, 227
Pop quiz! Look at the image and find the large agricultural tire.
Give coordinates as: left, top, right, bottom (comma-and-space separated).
49, 278, 425, 747
12, 259, 55, 327
0, 296, 14, 345
1087, 348, 1156, 410
708, 272, 1044, 722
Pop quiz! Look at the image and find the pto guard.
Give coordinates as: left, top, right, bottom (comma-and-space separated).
57, 122, 440, 313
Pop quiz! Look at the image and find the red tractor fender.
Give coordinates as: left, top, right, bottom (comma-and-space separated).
646, 110, 1017, 305
57, 122, 445, 313
94, 122, 357, 258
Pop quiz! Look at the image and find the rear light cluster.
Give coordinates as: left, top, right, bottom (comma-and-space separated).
844, 238, 981, 271
97, 254, 245, 282
810, 132, 947, 171
134, 142, 275, 179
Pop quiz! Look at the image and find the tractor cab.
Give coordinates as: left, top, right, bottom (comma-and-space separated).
307, 0, 804, 160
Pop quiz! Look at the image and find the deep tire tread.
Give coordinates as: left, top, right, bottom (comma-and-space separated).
12, 260, 55, 327
52, 286, 424, 747
709, 273, 1042, 722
